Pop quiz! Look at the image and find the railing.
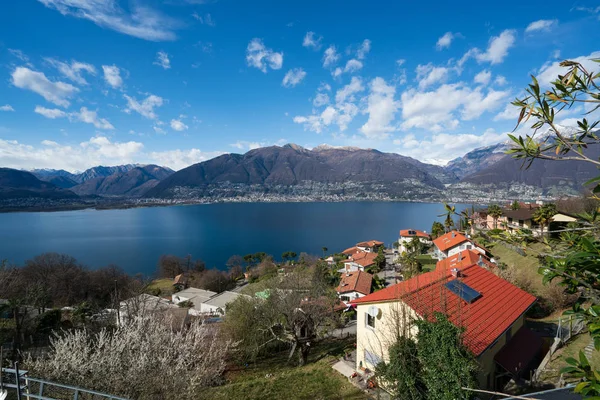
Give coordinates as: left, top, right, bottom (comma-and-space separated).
1, 367, 128, 400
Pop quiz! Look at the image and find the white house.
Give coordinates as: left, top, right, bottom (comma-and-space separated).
172, 287, 217, 316
336, 270, 373, 305
199, 291, 243, 315
351, 262, 539, 392
338, 251, 378, 273
398, 229, 431, 253
433, 230, 486, 260
356, 240, 384, 253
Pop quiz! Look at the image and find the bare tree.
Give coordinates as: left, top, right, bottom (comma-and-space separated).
224, 266, 338, 366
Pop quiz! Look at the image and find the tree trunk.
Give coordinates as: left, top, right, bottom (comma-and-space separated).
298, 342, 311, 366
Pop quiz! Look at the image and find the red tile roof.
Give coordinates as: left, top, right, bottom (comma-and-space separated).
351, 263, 536, 356
342, 246, 361, 255
399, 229, 431, 239
345, 251, 378, 267
356, 240, 384, 248
337, 271, 373, 295
435, 250, 494, 272
433, 230, 470, 252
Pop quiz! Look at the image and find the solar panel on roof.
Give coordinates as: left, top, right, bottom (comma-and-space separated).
444, 280, 481, 303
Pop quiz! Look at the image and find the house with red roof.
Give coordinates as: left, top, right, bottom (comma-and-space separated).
336, 270, 373, 305
433, 230, 486, 260
350, 258, 539, 391
339, 251, 378, 273
356, 240, 384, 253
398, 229, 431, 253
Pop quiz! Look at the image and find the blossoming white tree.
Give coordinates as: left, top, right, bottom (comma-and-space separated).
28, 314, 235, 399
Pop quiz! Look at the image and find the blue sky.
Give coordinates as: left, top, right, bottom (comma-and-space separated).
0, 0, 599, 172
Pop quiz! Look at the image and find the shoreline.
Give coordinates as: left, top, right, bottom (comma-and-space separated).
0, 195, 531, 213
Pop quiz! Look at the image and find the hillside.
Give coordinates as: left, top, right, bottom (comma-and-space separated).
71, 165, 174, 197
0, 168, 78, 200
145, 144, 450, 200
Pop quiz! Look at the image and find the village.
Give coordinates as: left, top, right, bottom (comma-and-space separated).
49, 199, 585, 399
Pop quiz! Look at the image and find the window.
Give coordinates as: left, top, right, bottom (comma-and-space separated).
444, 280, 481, 303
366, 313, 375, 329
341, 296, 350, 302
466, 244, 472, 250
364, 350, 382, 367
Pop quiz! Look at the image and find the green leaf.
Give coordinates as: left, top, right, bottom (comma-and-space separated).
579, 350, 590, 368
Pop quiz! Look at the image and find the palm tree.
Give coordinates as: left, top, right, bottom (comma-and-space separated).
488, 204, 503, 229
321, 247, 328, 258
444, 214, 455, 232
532, 204, 557, 238
510, 200, 521, 210
431, 221, 445, 239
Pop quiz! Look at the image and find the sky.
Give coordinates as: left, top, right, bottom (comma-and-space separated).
0, 0, 599, 172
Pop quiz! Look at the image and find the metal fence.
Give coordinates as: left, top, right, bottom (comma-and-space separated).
1, 367, 127, 400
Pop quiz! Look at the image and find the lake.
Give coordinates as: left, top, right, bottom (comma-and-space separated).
0, 202, 468, 275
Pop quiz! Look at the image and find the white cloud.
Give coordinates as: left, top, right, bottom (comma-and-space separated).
246, 38, 283, 72
344, 59, 363, 73
34, 105, 113, 129
536, 51, 600, 86
401, 83, 510, 131
34, 106, 67, 119
75, 107, 114, 129
11, 67, 79, 107
45, 58, 96, 85
170, 119, 188, 131
154, 51, 171, 69
360, 77, 399, 139
192, 12, 215, 26
102, 65, 123, 88
494, 75, 507, 86
474, 70, 492, 86
475, 30, 516, 64
153, 126, 166, 134
525, 19, 558, 33
396, 59, 406, 66
282, 68, 307, 88
313, 93, 329, 107
0, 105, 15, 112
416, 63, 450, 89
124, 94, 164, 119
494, 102, 520, 121
148, 149, 223, 171
332, 67, 343, 78
436, 32, 455, 50
335, 76, 364, 103
322, 46, 339, 67
356, 39, 371, 59
302, 31, 322, 50
37, 0, 179, 41
8, 49, 29, 62
295, 81, 362, 134
0, 136, 143, 172
393, 129, 507, 165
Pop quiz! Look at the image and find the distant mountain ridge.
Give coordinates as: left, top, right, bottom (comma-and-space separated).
0, 168, 78, 200
70, 165, 174, 197
145, 144, 455, 200
3, 127, 597, 206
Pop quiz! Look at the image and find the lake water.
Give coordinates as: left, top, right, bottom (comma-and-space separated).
0, 202, 467, 275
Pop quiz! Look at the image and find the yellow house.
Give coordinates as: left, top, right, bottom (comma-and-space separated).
351, 250, 539, 392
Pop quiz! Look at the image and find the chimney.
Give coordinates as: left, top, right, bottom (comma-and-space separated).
451, 268, 460, 277
452, 232, 456, 238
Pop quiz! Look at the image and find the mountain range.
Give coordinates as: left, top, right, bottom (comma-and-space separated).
1, 126, 595, 207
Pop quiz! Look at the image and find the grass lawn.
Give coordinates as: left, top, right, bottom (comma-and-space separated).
146, 278, 176, 296
538, 333, 600, 383
416, 254, 437, 272
487, 241, 548, 295
199, 338, 367, 400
